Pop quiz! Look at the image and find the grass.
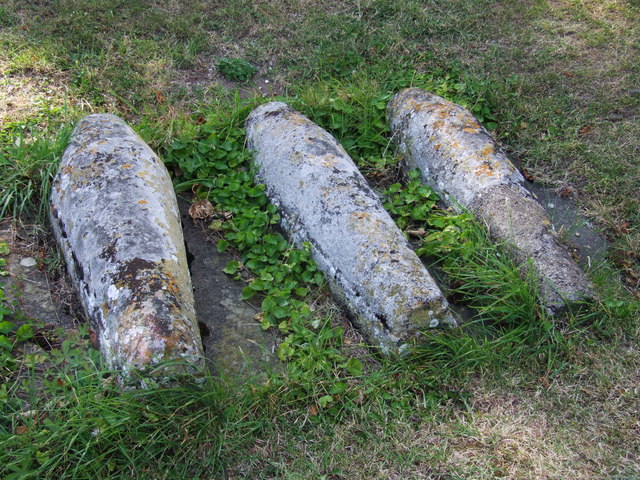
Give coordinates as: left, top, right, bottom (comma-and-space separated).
1, 0, 639, 478
0, 124, 72, 223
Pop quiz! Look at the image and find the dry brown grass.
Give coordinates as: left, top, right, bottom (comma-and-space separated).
0, 61, 72, 125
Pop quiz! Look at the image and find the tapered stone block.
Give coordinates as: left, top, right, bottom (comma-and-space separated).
50, 114, 204, 379
388, 88, 594, 314
246, 102, 455, 353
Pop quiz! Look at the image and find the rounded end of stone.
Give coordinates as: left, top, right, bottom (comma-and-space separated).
538, 277, 597, 317
405, 296, 459, 334
73, 113, 128, 131
246, 101, 292, 125
388, 88, 441, 118
118, 358, 207, 388
473, 184, 596, 314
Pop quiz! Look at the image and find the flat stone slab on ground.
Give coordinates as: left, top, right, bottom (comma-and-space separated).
0, 239, 75, 329
527, 183, 609, 268
178, 196, 280, 378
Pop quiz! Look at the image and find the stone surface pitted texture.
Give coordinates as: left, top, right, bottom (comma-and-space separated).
246, 102, 455, 353
50, 114, 204, 378
388, 88, 595, 314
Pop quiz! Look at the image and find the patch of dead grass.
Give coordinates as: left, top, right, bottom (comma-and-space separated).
0, 69, 73, 125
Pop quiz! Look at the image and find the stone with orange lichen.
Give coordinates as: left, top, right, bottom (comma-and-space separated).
247, 102, 455, 354
50, 114, 203, 382
388, 88, 595, 314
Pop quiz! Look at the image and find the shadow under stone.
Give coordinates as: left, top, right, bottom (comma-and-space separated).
177, 196, 281, 379
526, 182, 609, 268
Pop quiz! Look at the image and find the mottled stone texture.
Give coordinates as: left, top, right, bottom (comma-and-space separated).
388, 88, 594, 314
246, 102, 455, 353
50, 114, 204, 379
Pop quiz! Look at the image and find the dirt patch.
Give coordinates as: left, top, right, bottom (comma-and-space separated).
0, 69, 75, 125
171, 57, 287, 101
0, 220, 82, 329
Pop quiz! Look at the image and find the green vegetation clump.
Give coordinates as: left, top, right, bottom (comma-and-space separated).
216, 58, 257, 82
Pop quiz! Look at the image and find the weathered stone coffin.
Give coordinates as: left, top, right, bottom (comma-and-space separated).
50, 114, 204, 378
388, 88, 594, 314
246, 102, 456, 353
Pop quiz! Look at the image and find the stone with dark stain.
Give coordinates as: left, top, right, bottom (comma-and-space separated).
49, 114, 204, 381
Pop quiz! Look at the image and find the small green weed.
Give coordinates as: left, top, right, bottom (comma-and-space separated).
0, 317, 34, 389
217, 57, 257, 82
383, 169, 472, 257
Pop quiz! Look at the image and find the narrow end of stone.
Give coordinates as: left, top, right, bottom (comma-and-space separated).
474, 185, 596, 315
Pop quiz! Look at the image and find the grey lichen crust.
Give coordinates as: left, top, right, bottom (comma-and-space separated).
50, 114, 204, 379
388, 88, 595, 314
246, 102, 456, 354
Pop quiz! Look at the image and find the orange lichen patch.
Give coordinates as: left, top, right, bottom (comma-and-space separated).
162, 333, 179, 353
352, 212, 371, 220
434, 143, 442, 150
433, 120, 445, 130
120, 163, 133, 169
475, 163, 496, 177
406, 99, 423, 112
463, 126, 481, 134
466, 118, 481, 130
164, 272, 181, 295
480, 144, 495, 157
137, 199, 148, 205
63, 165, 73, 174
